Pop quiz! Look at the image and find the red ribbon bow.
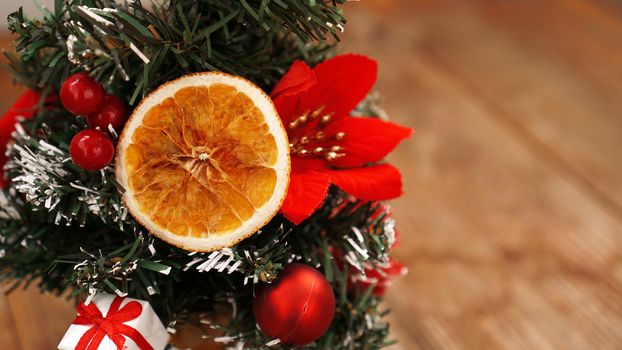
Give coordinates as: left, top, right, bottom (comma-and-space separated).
72, 296, 154, 350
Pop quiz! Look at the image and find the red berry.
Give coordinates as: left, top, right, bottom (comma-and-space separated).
70, 130, 114, 171
60, 73, 105, 115
87, 95, 128, 133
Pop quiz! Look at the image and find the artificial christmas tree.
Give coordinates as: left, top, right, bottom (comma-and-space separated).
0, 1, 411, 349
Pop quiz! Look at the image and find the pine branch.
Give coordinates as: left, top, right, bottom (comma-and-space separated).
1, 99, 399, 349
5, 0, 344, 104
194, 191, 399, 349
5, 117, 132, 229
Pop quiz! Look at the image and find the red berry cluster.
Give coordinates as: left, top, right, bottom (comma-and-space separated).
60, 73, 128, 171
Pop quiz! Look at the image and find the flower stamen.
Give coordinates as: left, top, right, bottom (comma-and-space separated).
287, 107, 347, 161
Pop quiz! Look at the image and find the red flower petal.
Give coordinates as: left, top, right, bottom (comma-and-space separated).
270, 61, 317, 126
271, 61, 316, 101
0, 89, 42, 188
326, 116, 412, 168
299, 54, 377, 118
326, 164, 403, 201
280, 165, 331, 225
290, 157, 326, 172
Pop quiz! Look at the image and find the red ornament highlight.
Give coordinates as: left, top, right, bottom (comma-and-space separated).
60, 73, 105, 115
87, 95, 128, 133
70, 130, 115, 171
253, 263, 335, 346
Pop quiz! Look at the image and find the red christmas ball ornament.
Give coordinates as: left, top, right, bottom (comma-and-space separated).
60, 73, 105, 115
87, 95, 128, 133
70, 130, 115, 171
253, 263, 335, 346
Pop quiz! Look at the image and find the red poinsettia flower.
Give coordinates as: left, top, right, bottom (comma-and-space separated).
0, 89, 43, 188
271, 54, 413, 224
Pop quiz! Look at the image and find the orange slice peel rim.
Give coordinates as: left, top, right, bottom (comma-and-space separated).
115, 72, 290, 252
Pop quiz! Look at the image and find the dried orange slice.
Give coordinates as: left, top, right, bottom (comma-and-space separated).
116, 72, 290, 252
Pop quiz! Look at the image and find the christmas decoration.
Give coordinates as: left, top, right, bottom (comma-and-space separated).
0, 1, 411, 349
87, 95, 127, 133
272, 55, 413, 224
0, 89, 40, 187
352, 258, 408, 296
330, 203, 406, 296
70, 129, 115, 170
58, 293, 169, 350
115, 72, 290, 252
253, 263, 336, 346
60, 73, 105, 115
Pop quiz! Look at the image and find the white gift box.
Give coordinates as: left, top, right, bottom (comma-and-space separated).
58, 293, 170, 350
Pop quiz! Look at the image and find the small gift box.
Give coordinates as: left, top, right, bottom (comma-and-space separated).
58, 293, 170, 350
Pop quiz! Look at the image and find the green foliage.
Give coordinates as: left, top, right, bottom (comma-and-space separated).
6, 0, 344, 104
218, 195, 397, 349
1, 183, 397, 348
6, 116, 130, 228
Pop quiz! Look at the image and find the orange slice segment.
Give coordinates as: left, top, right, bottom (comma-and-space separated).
116, 72, 290, 252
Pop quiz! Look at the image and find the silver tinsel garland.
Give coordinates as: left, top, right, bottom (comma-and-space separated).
5, 123, 130, 228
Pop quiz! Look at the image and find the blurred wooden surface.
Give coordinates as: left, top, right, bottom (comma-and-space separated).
2, 0, 622, 348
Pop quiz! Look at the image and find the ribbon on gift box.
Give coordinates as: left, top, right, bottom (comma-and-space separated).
72, 296, 154, 350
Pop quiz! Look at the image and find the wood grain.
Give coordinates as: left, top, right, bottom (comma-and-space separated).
0, 293, 20, 349
340, 0, 622, 349
6, 288, 74, 349
2, 0, 622, 348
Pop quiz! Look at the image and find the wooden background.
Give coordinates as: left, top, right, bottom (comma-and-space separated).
2, 0, 622, 348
